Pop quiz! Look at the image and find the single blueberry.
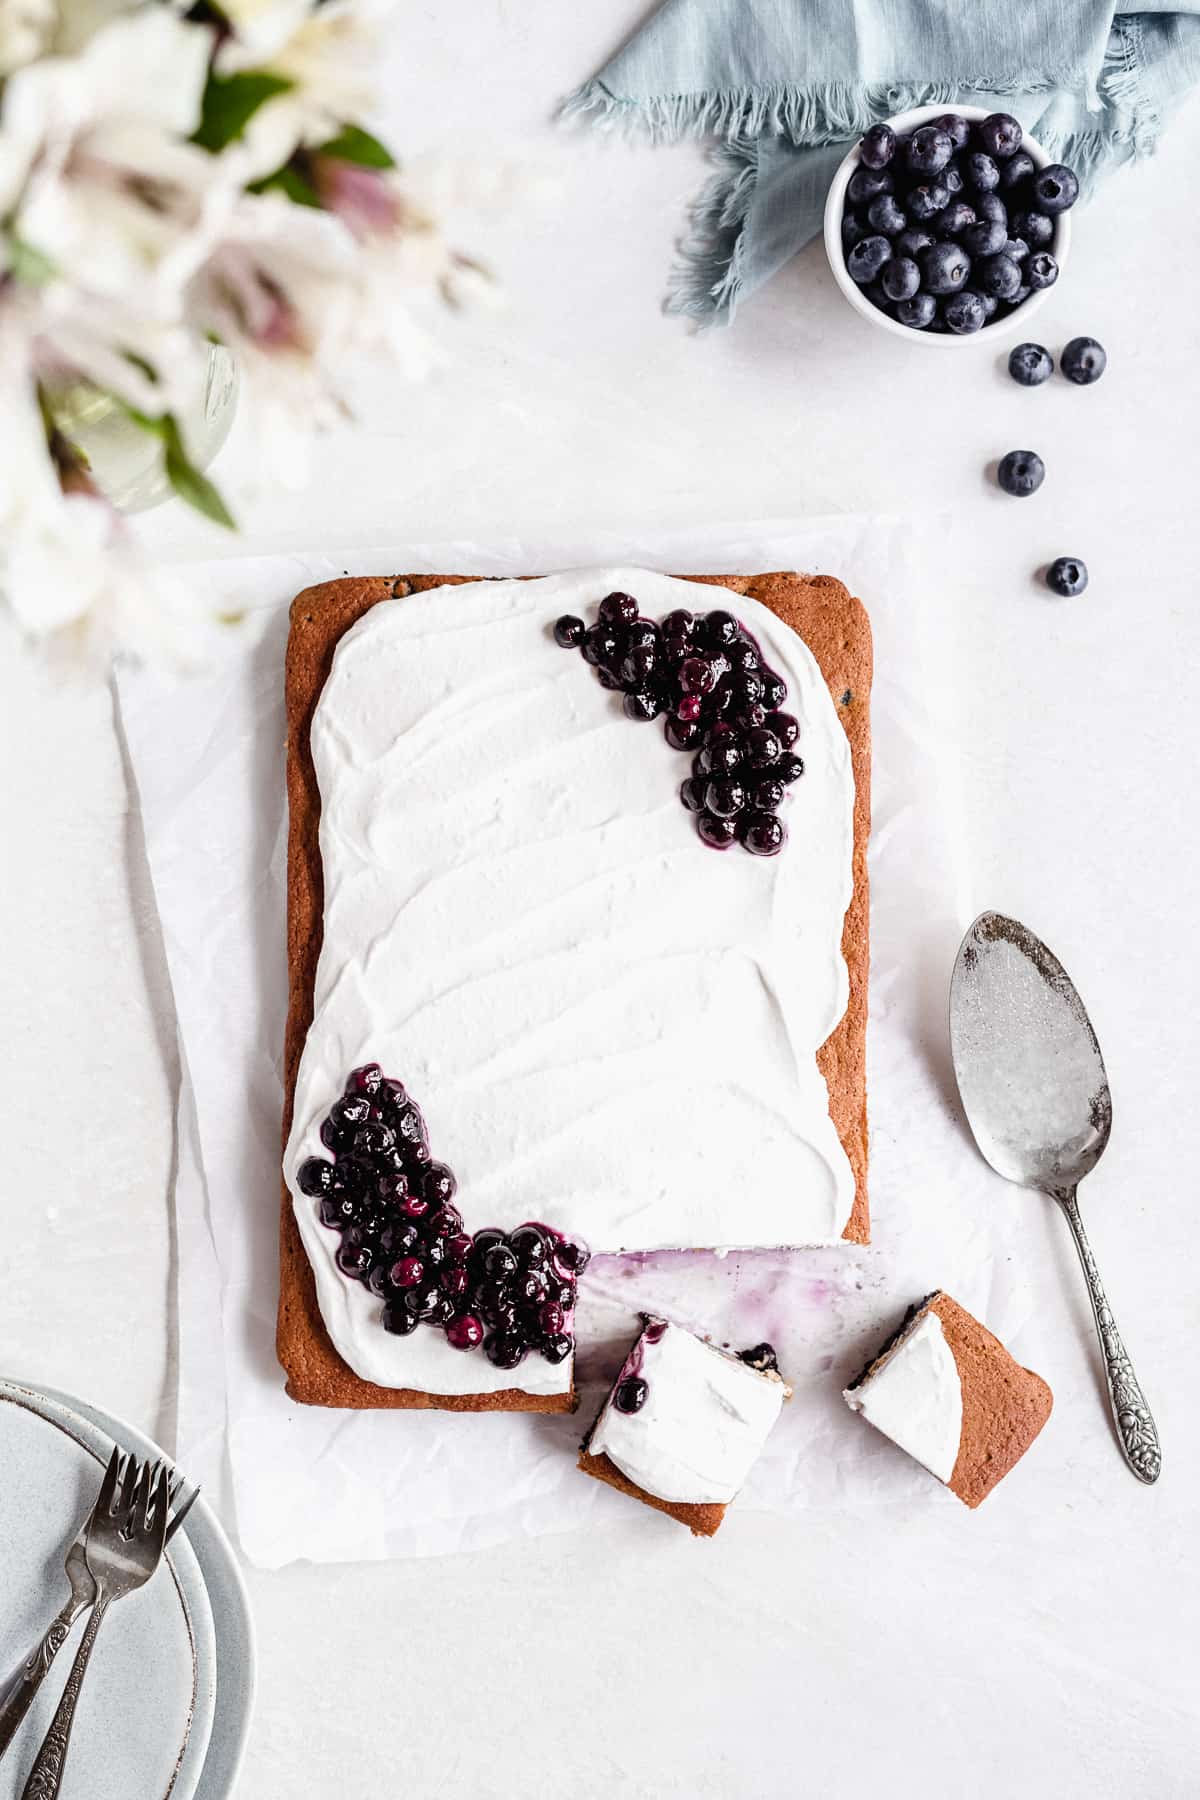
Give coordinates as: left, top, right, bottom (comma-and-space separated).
697, 811, 737, 850
553, 614, 584, 649
623, 689, 661, 722
933, 200, 977, 237
881, 255, 920, 302
841, 210, 868, 250
942, 160, 964, 197
598, 591, 639, 626
976, 252, 1022, 300
1046, 557, 1088, 597
705, 777, 747, 819
847, 165, 893, 206
907, 125, 954, 176
972, 289, 999, 319
858, 123, 896, 169
1007, 342, 1054, 385
846, 233, 893, 284
918, 240, 971, 295
741, 813, 787, 857
997, 450, 1046, 497
960, 219, 1007, 259
615, 1376, 648, 1414
867, 194, 906, 236
907, 181, 951, 223
1010, 208, 1054, 249
943, 289, 987, 334
1004, 236, 1031, 264
963, 151, 1000, 193
1033, 164, 1079, 214
896, 291, 937, 329
998, 149, 1035, 192
976, 113, 1023, 159
975, 192, 1008, 227
936, 113, 972, 151
1027, 251, 1058, 291
894, 227, 934, 259
1060, 336, 1106, 385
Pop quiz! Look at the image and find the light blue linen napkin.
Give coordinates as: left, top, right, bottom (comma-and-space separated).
563, 1, 1200, 320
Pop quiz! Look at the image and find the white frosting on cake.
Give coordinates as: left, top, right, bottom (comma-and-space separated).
283, 568, 856, 1396
843, 1307, 963, 1483
589, 1323, 786, 1504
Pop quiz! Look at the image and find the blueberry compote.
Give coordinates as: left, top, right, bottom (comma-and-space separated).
297, 1065, 590, 1370
553, 594, 804, 856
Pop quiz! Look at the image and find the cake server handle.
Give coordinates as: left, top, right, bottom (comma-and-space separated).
1052, 1186, 1161, 1484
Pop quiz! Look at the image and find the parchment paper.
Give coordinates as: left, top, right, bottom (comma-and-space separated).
117, 517, 1029, 1567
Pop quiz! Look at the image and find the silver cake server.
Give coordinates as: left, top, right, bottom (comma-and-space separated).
949, 910, 1161, 1484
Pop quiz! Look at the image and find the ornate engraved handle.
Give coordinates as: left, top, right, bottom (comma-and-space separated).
0, 1602, 81, 1762
20, 1593, 110, 1800
1054, 1187, 1161, 1484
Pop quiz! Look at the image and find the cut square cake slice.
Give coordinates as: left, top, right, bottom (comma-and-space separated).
578, 1320, 790, 1536
843, 1291, 1053, 1507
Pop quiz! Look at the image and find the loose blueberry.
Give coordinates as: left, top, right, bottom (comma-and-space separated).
919, 241, 970, 295
748, 775, 787, 811
847, 234, 893, 284
934, 200, 977, 237
1060, 336, 1106, 385
382, 1301, 419, 1336
772, 712, 800, 748
960, 219, 1007, 259
1033, 164, 1079, 214
907, 125, 953, 176
541, 1333, 573, 1365
1003, 236, 1030, 264
738, 1342, 780, 1373
298, 1157, 336, 1196
740, 811, 787, 857
614, 1375, 648, 1414
553, 614, 584, 648
1046, 556, 1088, 597
976, 253, 1022, 300
509, 1224, 549, 1268
936, 113, 971, 152
391, 1255, 424, 1289
776, 752, 805, 784
485, 1331, 528, 1371
705, 778, 747, 819
598, 591, 639, 626
581, 624, 620, 668
350, 1063, 384, 1097
446, 1313, 485, 1351
1010, 208, 1054, 249
881, 256, 920, 302
484, 1243, 519, 1280
907, 181, 950, 223
943, 289, 987, 334
867, 194, 906, 237
896, 292, 937, 329
439, 1265, 471, 1300
841, 212, 868, 250
1008, 342, 1053, 386
664, 716, 701, 752
975, 192, 1007, 227
701, 610, 740, 649
997, 449, 1045, 497
963, 151, 1000, 193
336, 1236, 375, 1280
760, 670, 788, 711
680, 775, 707, 813
894, 227, 934, 260
941, 160, 964, 197
998, 149, 1035, 192
697, 811, 737, 849
1027, 251, 1058, 290
623, 690, 661, 723
858, 123, 896, 169
554, 1239, 591, 1277
977, 113, 1022, 160
847, 165, 893, 206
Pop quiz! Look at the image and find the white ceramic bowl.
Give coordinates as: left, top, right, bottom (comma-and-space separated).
823, 103, 1072, 347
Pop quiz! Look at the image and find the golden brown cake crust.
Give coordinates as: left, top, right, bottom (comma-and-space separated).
278, 571, 872, 1411
576, 1449, 726, 1537
930, 1293, 1054, 1508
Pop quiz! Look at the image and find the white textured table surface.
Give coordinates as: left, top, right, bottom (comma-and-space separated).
3, 7, 1199, 1795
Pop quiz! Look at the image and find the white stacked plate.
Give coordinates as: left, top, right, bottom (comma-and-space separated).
0, 1378, 254, 1799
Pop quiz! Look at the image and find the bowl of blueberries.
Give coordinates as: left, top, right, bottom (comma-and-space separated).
824, 104, 1079, 342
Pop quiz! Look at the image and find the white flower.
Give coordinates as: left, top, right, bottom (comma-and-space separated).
214, 0, 388, 179
0, 0, 56, 75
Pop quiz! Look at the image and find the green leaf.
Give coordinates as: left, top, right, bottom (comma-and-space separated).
314, 124, 396, 169
247, 162, 322, 208
162, 416, 236, 530
193, 72, 293, 154
8, 236, 57, 286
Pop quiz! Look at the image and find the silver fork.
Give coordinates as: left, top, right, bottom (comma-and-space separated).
0, 1457, 198, 1765
19, 1452, 172, 1800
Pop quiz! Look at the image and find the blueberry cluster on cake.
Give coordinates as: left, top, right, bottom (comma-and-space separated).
843, 1291, 1053, 1506
578, 1319, 791, 1536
